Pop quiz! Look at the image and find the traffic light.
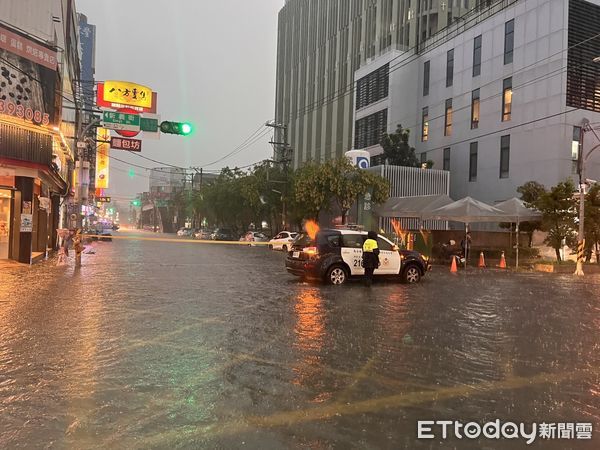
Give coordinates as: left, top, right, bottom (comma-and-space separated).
132, 199, 141, 207
160, 121, 193, 136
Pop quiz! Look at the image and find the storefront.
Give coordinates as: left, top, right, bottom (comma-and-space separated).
0, 188, 12, 259
0, 23, 70, 264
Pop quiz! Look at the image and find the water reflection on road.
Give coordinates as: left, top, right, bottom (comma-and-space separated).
0, 231, 599, 449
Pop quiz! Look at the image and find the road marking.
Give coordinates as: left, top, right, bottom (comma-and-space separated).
336, 357, 378, 403
131, 368, 595, 448
83, 234, 271, 246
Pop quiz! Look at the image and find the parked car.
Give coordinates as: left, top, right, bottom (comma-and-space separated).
177, 227, 193, 237
194, 229, 213, 240
268, 231, 298, 252
240, 231, 269, 244
212, 228, 237, 241
285, 228, 430, 285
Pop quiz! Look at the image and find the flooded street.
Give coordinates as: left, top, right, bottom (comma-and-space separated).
0, 232, 599, 449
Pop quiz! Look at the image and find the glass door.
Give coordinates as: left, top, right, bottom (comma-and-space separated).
0, 190, 11, 259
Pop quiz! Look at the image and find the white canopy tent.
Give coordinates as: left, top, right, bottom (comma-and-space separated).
373, 194, 454, 219
423, 197, 508, 269
494, 198, 542, 268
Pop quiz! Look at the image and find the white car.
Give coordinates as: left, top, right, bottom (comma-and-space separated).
268, 231, 298, 252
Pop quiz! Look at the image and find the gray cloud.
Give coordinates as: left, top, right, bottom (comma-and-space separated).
76, 0, 283, 198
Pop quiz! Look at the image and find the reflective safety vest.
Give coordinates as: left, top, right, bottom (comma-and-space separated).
363, 238, 378, 253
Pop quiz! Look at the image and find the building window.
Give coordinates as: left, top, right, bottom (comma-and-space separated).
500, 135, 510, 178
423, 60, 430, 96
471, 88, 480, 129
421, 107, 429, 142
567, 0, 600, 113
502, 77, 512, 122
469, 142, 478, 182
420, 152, 427, 165
356, 63, 390, 110
473, 35, 482, 77
504, 19, 514, 65
444, 98, 453, 136
446, 49, 454, 87
443, 147, 451, 171
354, 109, 388, 149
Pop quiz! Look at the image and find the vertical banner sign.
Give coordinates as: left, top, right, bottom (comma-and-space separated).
95, 128, 110, 189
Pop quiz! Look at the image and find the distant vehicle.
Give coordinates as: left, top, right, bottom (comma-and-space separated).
194, 229, 213, 240
240, 231, 269, 244
177, 228, 193, 237
212, 228, 236, 241
268, 231, 298, 252
285, 229, 430, 285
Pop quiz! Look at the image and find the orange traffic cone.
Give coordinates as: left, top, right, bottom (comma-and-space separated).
450, 256, 458, 274
478, 251, 486, 268
499, 251, 507, 269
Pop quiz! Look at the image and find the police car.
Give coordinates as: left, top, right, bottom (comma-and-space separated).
285, 228, 430, 285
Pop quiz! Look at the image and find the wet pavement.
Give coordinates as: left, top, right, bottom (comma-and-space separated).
0, 231, 599, 449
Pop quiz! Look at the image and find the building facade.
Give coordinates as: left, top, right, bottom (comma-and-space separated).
275, 0, 481, 168
355, 0, 600, 204
0, 0, 84, 263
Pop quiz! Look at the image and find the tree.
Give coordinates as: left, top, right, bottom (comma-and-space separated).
324, 157, 389, 224
534, 180, 578, 261
293, 161, 332, 221
379, 124, 420, 167
584, 184, 600, 263
508, 181, 545, 247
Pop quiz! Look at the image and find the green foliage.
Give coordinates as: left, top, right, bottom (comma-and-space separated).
584, 184, 600, 262
501, 181, 546, 245
293, 161, 331, 221
532, 180, 577, 261
186, 157, 389, 231
322, 157, 390, 224
379, 124, 420, 167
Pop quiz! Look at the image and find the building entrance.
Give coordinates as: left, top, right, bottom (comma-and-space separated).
0, 189, 12, 259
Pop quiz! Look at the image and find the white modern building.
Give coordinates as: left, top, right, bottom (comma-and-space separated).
275, 0, 482, 168
355, 0, 600, 204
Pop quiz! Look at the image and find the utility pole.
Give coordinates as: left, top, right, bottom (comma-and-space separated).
266, 121, 291, 230
575, 119, 600, 276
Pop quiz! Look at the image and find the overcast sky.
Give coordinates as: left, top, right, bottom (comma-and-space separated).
75, 0, 283, 199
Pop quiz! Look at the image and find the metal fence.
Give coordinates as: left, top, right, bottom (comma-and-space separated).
367, 164, 450, 231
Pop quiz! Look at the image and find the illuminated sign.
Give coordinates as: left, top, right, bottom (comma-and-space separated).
111, 137, 142, 152
102, 81, 153, 109
95, 128, 110, 189
96, 83, 157, 113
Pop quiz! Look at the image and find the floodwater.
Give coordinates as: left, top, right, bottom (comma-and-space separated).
0, 231, 599, 449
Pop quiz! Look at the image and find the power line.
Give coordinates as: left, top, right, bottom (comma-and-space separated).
287, 15, 600, 123
420, 107, 579, 155
199, 124, 272, 168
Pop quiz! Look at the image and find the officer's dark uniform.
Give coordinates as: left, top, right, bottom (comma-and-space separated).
362, 231, 380, 287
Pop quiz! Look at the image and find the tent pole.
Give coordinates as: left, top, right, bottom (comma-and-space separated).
464, 223, 468, 270
516, 219, 520, 269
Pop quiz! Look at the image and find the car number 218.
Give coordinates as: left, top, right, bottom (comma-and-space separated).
353, 258, 363, 268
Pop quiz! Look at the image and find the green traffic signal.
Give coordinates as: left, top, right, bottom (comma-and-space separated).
181, 123, 192, 135
160, 121, 193, 136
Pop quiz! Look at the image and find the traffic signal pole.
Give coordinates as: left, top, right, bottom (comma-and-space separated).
575, 119, 600, 276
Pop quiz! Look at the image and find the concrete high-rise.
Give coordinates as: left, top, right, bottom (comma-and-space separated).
274, 0, 479, 168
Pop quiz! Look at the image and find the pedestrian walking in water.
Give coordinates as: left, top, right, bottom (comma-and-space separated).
362, 231, 380, 287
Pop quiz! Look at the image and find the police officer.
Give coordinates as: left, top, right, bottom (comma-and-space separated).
362, 231, 380, 287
